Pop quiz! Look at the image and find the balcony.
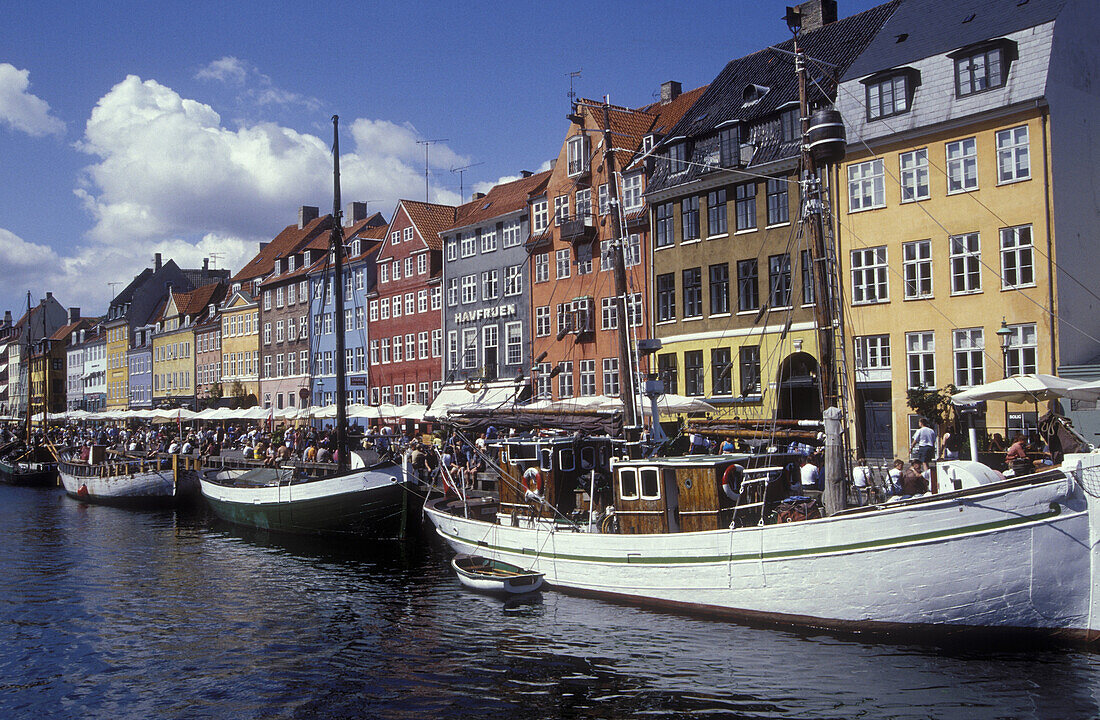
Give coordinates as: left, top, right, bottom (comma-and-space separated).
557, 212, 595, 244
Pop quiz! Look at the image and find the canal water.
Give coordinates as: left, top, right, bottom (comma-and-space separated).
1, 484, 1097, 720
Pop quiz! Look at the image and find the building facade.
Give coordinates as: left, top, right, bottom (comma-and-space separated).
219, 290, 260, 406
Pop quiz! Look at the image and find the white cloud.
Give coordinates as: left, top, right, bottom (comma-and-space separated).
196, 56, 320, 112
194, 57, 250, 85
0, 63, 65, 137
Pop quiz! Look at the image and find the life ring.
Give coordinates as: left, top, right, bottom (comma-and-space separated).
464, 378, 482, 394
721, 463, 744, 501
522, 467, 543, 495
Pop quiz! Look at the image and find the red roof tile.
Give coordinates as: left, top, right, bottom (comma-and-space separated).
443, 170, 552, 233
231, 215, 332, 284
394, 200, 461, 251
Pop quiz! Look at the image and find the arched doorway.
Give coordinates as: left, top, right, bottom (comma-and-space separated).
776, 352, 821, 420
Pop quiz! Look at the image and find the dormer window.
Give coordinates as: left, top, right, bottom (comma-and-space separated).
350, 239, 361, 256
718, 125, 741, 167
287, 255, 295, 272
778, 106, 801, 142
642, 135, 656, 154
567, 134, 591, 176
950, 40, 1014, 97
668, 141, 688, 174
863, 69, 918, 120
742, 84, 769, 105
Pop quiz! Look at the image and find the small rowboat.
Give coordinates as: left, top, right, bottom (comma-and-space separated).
451, 554, 545, 595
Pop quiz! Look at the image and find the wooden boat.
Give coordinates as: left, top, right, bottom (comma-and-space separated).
0, 442, 57, 487
55, 446, 200, 505
451, 553, 544, 595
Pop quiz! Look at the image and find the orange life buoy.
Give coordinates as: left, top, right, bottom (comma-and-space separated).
522, 467, 543, 495
721, 463, 743, 501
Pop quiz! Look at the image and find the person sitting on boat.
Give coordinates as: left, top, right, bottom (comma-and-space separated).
851, 458, 871, 505
720, 437, 736, 453
900, 460, 929, 496
798, 455, 821, 492
167, 437, 181, 454
887, 459, 904, 496
181, 436, 195, 455
1004, 435, 1028, 472
689, 432, 710, 454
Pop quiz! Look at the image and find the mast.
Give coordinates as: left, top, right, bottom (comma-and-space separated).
24, 292, 31, 444
600, 99, 640, 438
331, 115, 349, 470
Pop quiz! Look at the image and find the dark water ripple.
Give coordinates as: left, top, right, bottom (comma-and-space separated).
0, 485, 1097, 719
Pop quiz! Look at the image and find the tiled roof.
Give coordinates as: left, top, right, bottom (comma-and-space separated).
843, 0, 1065, 81
48, 318, 94, 342
642, 84, 710, 137
173, 282, 227, 317
647, 1, 900, 194
396, 200, 461, 251
443, 170, 552, 233
231, 215, 332, 283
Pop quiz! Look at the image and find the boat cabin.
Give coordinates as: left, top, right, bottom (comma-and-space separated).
494, 435, 616, 522
609, 453, 801, 533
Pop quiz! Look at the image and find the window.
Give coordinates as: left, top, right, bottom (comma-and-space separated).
432, 329, 442, 358
737, 259, 759, 312
567, 134, 590, 176
681, 196, 700, 241
854, 335, 891, 371
954, 46, 1006, 97
287, 284, 295, 305
263, 291, 271, 311
482, 325, 497, 371
848, 159, 885, 211
417, 253, 427, 275
462, 328, 477, 369
391, 296, 401, 318
417, 289, 428, 313
778, 107, 800, 142
906, 331, 935, 388
403, 227, 413, 243
953, 328, 985, 388
391, 230, 400, 246
997, 126, 1030, 183
406, 334, 415, 361
801, 250, 815, 305
554, 195, 570, 224
419, 331, 429, 359
379, 264, 388, 284
431, 287, 441, 310
718, 126, 740, 167
446, 238, 458, 261
579, 360, 596, 396
447, 331, 457, 370
707, 189, 727, 236
739, 346, 761, 396
555, 248, 571, 279
712, 347, 732, 396
624, 234, 641, 267
263, 322, 271, 345
655, 202, 675, 247
683, 267, 702, 318
658, 353, 678, 395
392, 260, 401, 281
1000, 225, 1034, 289
531, 199, 548, 233
534, 252, 549, 283
622, 173, 643, 211
461, 275, 476, 304
619, 469, 639, 500
598, 184, 610, 215
1005, 323, 1037, 376
668, 142, 688, 173
277, 319, 286, 342
900, 149, 930, 203
460, 232, 476, 257
628, 293, 643, 328
536, 306, 551, 337
656, 273, 675, 322
903, 240, 933, 299
600, 296, 618, 330
392, 335, 402, 363
345, 309, 355, 332
950, 232, 982, 294
535, 363, 552, 399
576, 188, 592, 219
768, 254, 792, 307
709, 263, 729, 315
379, 299, 389, 320
370, 340, 379, 364
946, 138, 978, 193
558, 361, 574, 398
766, 178, 789, 225
276, 286, 284, 308
851, 247, 888, 304
684, 350, 704, 396
502, 220, 520, 248
505, 322, 522, 365
866, 74, 910, 120
734, 182, 756, 230
482, 270, 499, 300
481, 227, 497, 253
447, 278, 459, 307
602, 358, 620, 396
505, 265, 522, 296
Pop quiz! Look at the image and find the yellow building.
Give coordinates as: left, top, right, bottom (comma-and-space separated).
219, 289, 260, 405
835, 0, 1099, 457
104, 318, 129, 409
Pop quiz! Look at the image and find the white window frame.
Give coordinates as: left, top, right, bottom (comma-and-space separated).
906, 331, 936, 389
505, 322, 522, 365
461, 275, 477, 305
1000, 224, 1035, 290
531, 199, 548, 233
949, 232, 982, 295
996, 126, 1030, 184
1005, 323, 1038, 376
900, 149, 930, 203
555, 248, 571, 279
850, 247, 889, 304
902, 239, 932, 300
848, 159, 885, 212
953, 327, 985, 388
946, 138, 979, 194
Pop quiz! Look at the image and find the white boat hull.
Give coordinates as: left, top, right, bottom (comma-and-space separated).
58, 464, 181, 504
427, 456, 1100, 641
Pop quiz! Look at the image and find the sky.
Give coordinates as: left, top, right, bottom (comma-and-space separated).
0, 0, 882, 319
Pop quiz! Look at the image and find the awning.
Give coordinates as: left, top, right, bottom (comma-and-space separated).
426, 380, 525, 420
951, 374, 1098, 405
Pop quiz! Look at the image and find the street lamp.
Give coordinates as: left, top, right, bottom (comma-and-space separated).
996, 317, 1013, 438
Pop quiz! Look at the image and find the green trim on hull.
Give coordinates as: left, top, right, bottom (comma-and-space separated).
204, 483, 409, 536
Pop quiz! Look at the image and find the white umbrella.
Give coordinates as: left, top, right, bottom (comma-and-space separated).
395, 403, 428, 420
950, 374, 1095, 405
347, 403, 380, 419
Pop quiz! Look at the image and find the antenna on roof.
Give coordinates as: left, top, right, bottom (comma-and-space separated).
567, 69, 582, 109
107, 282, 121, 297
415, 139, 449, 203
450, 162, 485, 203
208, 252, 224, 269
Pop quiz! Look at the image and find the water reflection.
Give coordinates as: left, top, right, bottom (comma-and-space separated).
0, 485, 1096, 719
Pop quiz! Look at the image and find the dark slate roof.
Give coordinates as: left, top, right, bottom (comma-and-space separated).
648, 0, 899, 194
843, 0, 1066, 80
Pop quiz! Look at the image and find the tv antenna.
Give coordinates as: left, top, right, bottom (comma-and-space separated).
208, 251, 224, 269
450, 162, 485, 203
568, 69, 582, 107
107, 282, 121, 297
416, 138, 449, 202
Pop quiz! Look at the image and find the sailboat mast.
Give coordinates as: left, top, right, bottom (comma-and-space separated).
600, 100, 640, 438
331, 115, 349, 471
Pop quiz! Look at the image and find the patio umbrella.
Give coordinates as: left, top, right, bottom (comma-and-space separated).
950, 374, 1096, 405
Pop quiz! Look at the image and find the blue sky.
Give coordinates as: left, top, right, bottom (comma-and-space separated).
0, 0, 880, 318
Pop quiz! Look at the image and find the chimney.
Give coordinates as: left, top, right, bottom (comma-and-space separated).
660, 81, 682, 104
472, 192, 486, 200
69, 307, 80, 324
520, 170, 533, 178
5, 310, 12, 326
298, 205, 319, 229
347, 201, 368, 225
45, 292, 53, 300
203, 257, 209, 271
795, 0, 837, 31
259, 241, 269, 253
155, 252, 162, 271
